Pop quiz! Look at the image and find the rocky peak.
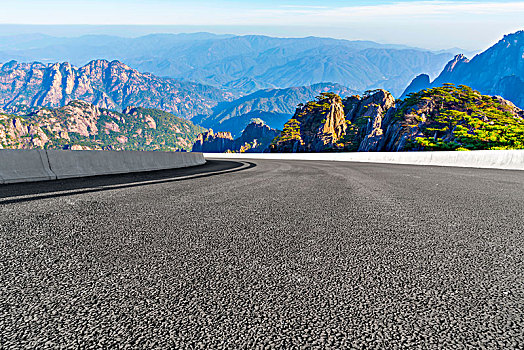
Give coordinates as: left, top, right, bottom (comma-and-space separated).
344, 89, 394, 121
1, 60, 19, 70
293, 93, 348, 151
271, 92, 351, 152
400, 74, 430, 99
85, 59, 111, 69
240, 119, 279, 141
236, 120, 280, 152
192, 129, 235, 152
402, 30, 524, 109
341, 89, 396, 151
271, 89, 396, 153
320, 95, 347, 143
443, 54, 470, 74
500, 30, 524, 46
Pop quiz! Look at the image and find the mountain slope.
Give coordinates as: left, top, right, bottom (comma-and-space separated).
0, 100, 205, 150
271, 85, 524, 152
402, 30, 524, 108
0, 33, 454, 96
0, 59, 233, 119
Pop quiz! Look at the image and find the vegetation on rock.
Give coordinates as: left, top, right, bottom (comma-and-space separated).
271, 84, 524, 152
0, 101, 205, 151
401, 84, 524, 150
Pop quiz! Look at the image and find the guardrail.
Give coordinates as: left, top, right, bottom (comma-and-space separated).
204, 150, 524, 171
0, 150, 206, 184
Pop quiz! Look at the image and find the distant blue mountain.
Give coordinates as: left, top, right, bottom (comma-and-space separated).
0, 33, 453, 96
401, 30, 524, 108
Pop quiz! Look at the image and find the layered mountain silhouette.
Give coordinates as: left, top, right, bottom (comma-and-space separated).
402, 30, 524, 108
0, 33, 453, 96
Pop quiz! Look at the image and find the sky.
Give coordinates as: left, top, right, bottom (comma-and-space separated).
0, 0, 523, 51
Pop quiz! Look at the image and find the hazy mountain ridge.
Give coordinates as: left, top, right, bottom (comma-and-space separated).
0, 59, 233, 119
0, 33, 454, 96
0, 100, 205, 151
402, 30, 524, 108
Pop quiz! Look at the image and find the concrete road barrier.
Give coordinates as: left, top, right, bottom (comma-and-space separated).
0, 150, 205, 184
0, 150, 56, 184
204, 150, 524, 171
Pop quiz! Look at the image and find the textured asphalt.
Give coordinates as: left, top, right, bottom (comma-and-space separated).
1, 159, 523, 349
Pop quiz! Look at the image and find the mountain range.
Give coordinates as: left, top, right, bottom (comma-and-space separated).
0, 59, 233, 119
0, 29, 523, 152
0, 59, 358, 134
0, 33, 454, 96
402, 30, 524, 109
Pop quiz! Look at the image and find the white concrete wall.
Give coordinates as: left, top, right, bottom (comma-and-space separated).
204, 150, 524, 171
47, 150, 205, 179
0, 150, 56, 184
0, 150, 205, 184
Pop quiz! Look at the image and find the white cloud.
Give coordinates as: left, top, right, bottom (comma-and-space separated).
244, 1, 524, 25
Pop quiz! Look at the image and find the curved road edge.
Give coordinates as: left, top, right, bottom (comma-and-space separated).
204, 150, 524, 171
0, 150, 206, 184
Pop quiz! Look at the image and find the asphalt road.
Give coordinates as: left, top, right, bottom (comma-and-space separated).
1, 159, 523, 349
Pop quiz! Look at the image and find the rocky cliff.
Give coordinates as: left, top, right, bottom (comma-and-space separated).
401, 30, 524, 108
271, 85, 524, 152
0, 60, 233, 119
271, 91, 395, 152
270, 93, 350, 152
192, 119, 280, 153
344, 89, 396, 151
235, 120, 281, 153
0, 100, 205, 151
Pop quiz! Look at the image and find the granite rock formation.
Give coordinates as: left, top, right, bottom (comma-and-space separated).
192, 130, 235, 153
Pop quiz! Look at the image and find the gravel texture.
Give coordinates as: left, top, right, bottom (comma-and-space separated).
1, 159, 523, 349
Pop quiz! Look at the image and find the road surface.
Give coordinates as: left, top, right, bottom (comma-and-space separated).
1, 159, 523, 348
